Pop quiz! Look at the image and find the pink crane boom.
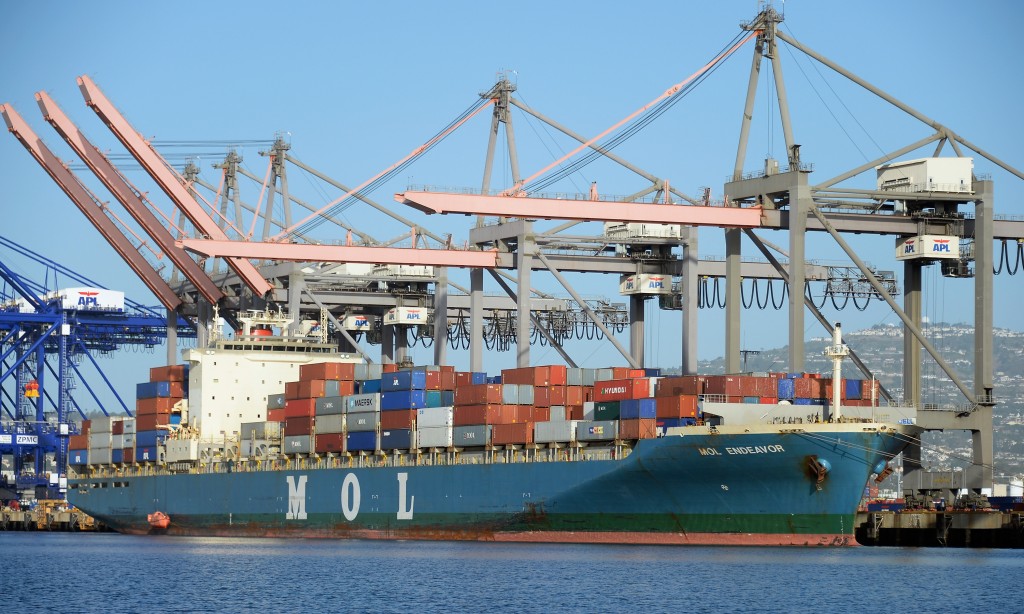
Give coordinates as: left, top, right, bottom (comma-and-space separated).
76, 75, 272, 297
178, 239, 498, 269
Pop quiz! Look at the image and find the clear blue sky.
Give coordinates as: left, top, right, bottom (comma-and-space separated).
1, 1, 1021, 405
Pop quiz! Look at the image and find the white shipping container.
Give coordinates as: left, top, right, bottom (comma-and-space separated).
895, 235, 960, 260
316, 413, 345, 434
583, 401, 596, 421
549, 406, 567, 422
122, 418, 136, 434
416, 406, 454, 428
383, 306, 432, 326
619, 273, 672, 296
165, 439, 200, 462
416, 425, 453, 448
91, 416, 116, 434
535, 420, 579, 443
90, 447, 112, 464
112, 434, 124, 449
89, 432, 112, 448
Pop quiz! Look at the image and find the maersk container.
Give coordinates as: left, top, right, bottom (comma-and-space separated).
346, 411, 378, 432
344, 393, 381, 413
381, 390, 427, 411
453, 424, 491, 446
136, 380, 171, 399
381, 370, 427, 392
69, 449, 88, 465
316, 413, 345, 434
417, 406, 454, 428
283, 435, 314, 454
381, 428, 416, 450
535, 420, 578, 443
346, 430, 378, 452
267, 393, 286, 410
315, 396, 345, 415
417, 425, 453, 448
620, 398, 656, 420
777, 378, 795, 401
359, 379, 382, 394
576, 420, 618, 442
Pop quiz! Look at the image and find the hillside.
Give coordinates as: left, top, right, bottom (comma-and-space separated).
695, 323, 1024, 478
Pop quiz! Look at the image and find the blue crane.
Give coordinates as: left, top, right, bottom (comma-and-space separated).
0, 235, 195, 500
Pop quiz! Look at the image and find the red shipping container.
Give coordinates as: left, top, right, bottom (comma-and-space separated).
122, 448, 134, 463
136, 413, 169, 432
69, 434, 88, 449
565, 386, 585, 406
424, 371, 442, 391
566, 405, 584, 420
136, 397, 174, 415
455, 372, 473, 387
547, 386, 566, 406
81, 419, 91, 435
380, 409, 417, 430
655, 376, 706, 397
507, 405, 536, 424
334, 380, 357, 397
285, 398, 317, 418
491, 422, 534, 445
655, 395, 699, 419
531, 407, 551, 422
440, 370, 457, 391
454, 383, 503, 406
593, 378, 650, 402
620, 418, 657, 440
267, 408, 286, 423
453, 404, 516, 426
759, 397, 778, 404
168, 381, 186, 398
705, 376, 746, 397
285, 416, 314, 436
533, 387, 551, 408
548, 365, 567, 386
315, 433, 345, 453
793, 377, 826, 399
440, 365, 455, 373
382, 363, 399, 373
298, 380, 327, 399
112, 420, 124, 435
150, 365, 187, 382
285, 381, 303, 400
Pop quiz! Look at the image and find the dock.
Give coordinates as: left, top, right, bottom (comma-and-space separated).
855, 510, 1024, 548
0, 501, 103, 532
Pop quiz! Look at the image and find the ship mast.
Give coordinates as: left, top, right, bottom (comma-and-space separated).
824, 322, 850, 421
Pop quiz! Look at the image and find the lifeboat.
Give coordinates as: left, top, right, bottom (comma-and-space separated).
147, 511, 170, 530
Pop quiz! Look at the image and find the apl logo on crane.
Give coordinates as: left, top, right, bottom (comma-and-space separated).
77, 290, 100, 307
647, 276, 665, 290
903, 239, 916, 255
932, 239, 952, 253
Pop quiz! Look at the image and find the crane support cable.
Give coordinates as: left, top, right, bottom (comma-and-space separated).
508, 29, 758, 196
274, 98, 495, 241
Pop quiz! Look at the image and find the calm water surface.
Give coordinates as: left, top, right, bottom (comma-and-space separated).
2, 533, 1021, 613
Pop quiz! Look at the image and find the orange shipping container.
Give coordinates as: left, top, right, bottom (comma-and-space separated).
548, 365, 567, 386
566, 405, 585, 420
168, 381, 186, 398
298, 380, 327, 399
267, 408, 286, 423
547, 386, 566, 406
136, 413, 169, 432
533, 387, 551, 408
491, 422, 534, 445
149, 365, 187, 382
382, 363, 399, 373
136, 397, 174, 415
453, 404, 516, 426
285, 398, 317, 419
531, 407, 551, 422
593, 378, 650, 402
565, 386, 585, 406
655, 395, 699, 419
285, 381, 303, 400
300, 362, 357, 381
620, 418, 657, 440
454, 383, 503, 406
440, 370, 457, 391
69, 434, 88, 450
380, 409, 417, 430
655, 376, 706, 397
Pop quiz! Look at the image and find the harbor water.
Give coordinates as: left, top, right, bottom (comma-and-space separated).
2, 533, 1021, 612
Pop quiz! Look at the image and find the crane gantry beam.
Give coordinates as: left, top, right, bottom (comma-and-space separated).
1, 103, 182, 310
396, 191, 764, 228
178, 239, 498, 268
76, 75, 272, 298
35, 91, 225, 305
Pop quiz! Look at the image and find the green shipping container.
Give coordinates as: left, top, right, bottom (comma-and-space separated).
594, 401, 620, 421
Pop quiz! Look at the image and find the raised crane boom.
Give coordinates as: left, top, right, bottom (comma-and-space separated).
1, 103, 182, 310
178, 239, 498, 268
35, 91, 225, 305
396, 191, 763, 227
76, 75, 272, 297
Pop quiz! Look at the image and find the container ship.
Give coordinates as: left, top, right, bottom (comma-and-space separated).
66, 310, 920, 546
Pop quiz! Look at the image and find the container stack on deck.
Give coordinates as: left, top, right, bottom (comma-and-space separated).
68, 364, 880, 468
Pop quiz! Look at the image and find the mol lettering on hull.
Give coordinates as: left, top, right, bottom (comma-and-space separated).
895, 235, 960, 260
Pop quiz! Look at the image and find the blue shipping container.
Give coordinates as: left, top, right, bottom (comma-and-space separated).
380, 428, 415, 450
794, 398, 816, 406
620, 398, 657, 420
169, 414, 182, 425
136, 380, 171, 399
486, 376, 502, 384
136, 446, 157, 462
381, 370, 427, 392
657, 417, 698, 428
69, 449, 88, 465
381, 390, 427, 411
111, 449, 123, 464
777, 378, 795, 400
346, 431, 377, 451
845, 379, 863, 400
469, 372, 487, 385
440, 391, 455, 406
136, 430, 165, 447
426, 390, 444, 407
644, 368, 662, 377
359, 379, 382, 394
